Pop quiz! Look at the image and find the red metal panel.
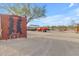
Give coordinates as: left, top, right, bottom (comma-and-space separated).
21, 17, 27, 37
1, 15, 9, 39
0, 16, 2, 39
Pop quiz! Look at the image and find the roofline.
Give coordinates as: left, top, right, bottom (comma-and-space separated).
0, 14, 26, 17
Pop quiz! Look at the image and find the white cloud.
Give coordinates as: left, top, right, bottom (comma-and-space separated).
68, 3, 74, 8
69, 8, 79, 16
74, 8, 79, 16
65, 7, 79, 17
28, 15, 73, 26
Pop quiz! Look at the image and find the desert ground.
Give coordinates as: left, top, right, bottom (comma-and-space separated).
1, 31, 79, 56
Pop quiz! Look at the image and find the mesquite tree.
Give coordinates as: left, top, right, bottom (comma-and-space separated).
0, 3, 46, 23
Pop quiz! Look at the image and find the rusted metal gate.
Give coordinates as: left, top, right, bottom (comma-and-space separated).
0, 14, 27, 40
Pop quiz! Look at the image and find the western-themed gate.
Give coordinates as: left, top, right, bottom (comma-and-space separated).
0, 14, 27, 40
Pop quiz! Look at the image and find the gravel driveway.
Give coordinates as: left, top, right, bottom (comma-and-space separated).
0, 31, 79, 56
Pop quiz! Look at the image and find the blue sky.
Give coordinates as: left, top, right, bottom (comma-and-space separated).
28, 3, 79, 26
0, 3, 79, 26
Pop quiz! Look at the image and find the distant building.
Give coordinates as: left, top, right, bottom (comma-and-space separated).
27, 24, 39, 31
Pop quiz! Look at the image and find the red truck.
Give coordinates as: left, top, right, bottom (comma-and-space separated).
36, 27, 49, 32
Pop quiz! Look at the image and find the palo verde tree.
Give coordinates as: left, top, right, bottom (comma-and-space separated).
0, 3, 46, 23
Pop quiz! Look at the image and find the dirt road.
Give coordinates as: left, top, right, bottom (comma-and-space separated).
1, 31, 79, 56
